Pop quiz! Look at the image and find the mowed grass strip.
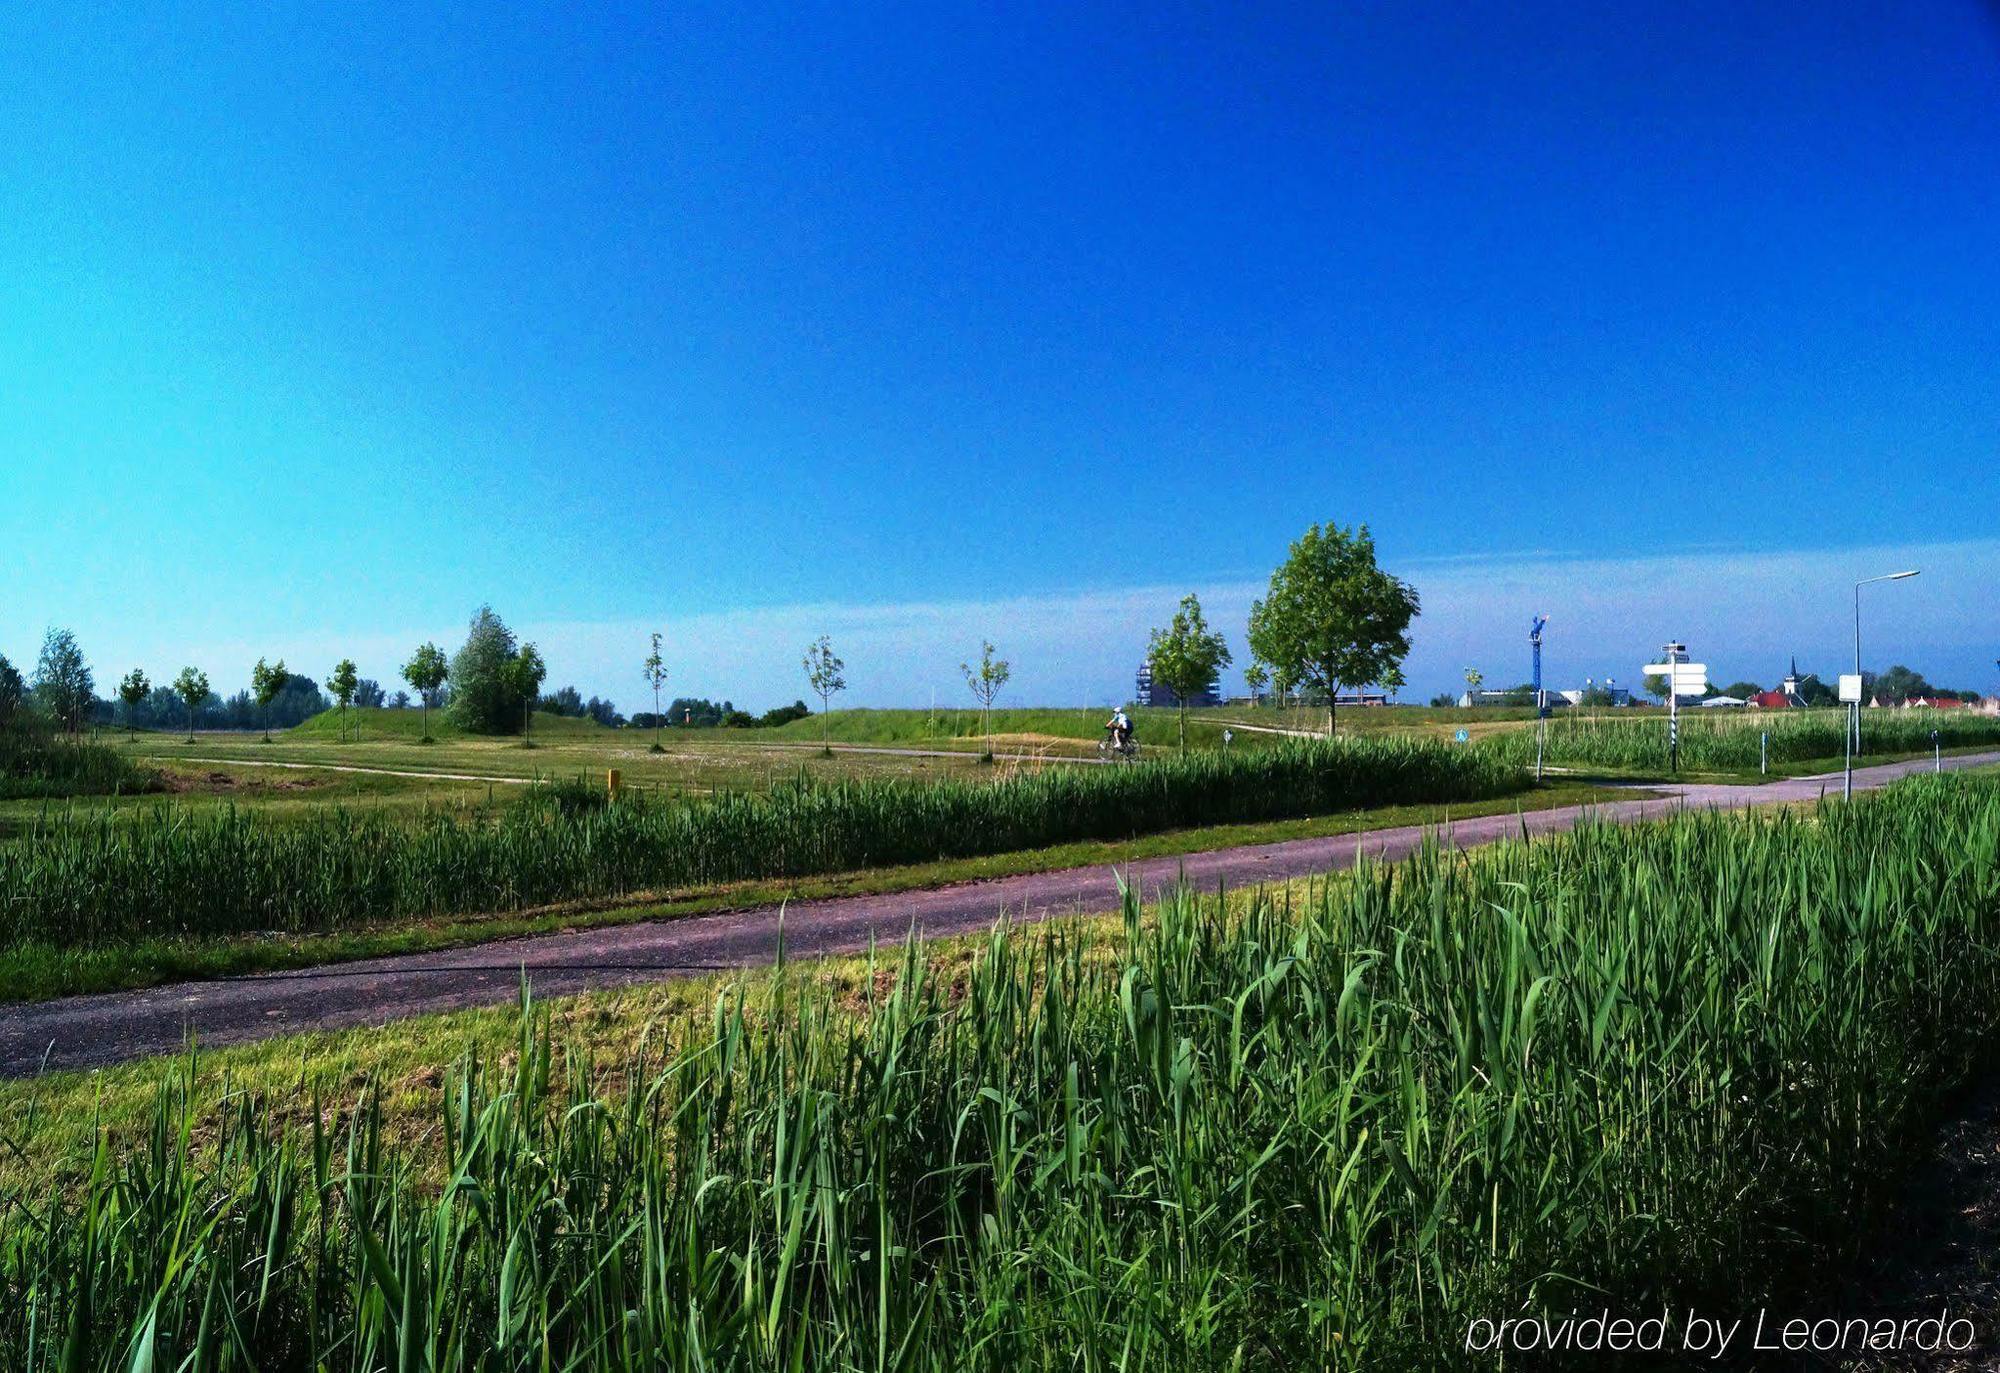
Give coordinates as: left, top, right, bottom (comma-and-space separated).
4, 775, 1999, 1367
0, 736, 1521, 951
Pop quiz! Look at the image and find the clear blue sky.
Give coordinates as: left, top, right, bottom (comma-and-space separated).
4, 3, 1998, 707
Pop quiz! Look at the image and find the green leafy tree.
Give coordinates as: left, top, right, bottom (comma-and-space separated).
401, 642, 450, 742
643, 632, 668, 753
1146, 595, 1231, 752
1246, 523, 1419, 737
803, 635, 846, 756
117, 669, 150, 738
1462, 667, 1484, 702
448, 606, 525, 735
326, 659, 360, 742
1243, 660, 1269, 706
1719, 681, 1762, 701
172, 666, 209, 742
508, 643, 548, 743
250, 657, 287, 742
1643, 673, 1670, 702
960, 640, 1013, 760
0, 655, 23, 728
33, 628, 94, 735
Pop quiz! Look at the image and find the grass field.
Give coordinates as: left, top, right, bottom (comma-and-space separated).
1481, 704, 2000, 774
5, 773, 1997, 1367
0, 735, 1524, 998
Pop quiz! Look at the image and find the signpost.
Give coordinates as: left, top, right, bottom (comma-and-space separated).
1530, 615, 1549, 781
1643, 644, 1704, 773
1838, 674, 1863, 799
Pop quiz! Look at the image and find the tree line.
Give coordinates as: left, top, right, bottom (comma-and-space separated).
4, 521, 1427, 748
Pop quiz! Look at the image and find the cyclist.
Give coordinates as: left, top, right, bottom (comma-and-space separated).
1105, 707, 1133, 751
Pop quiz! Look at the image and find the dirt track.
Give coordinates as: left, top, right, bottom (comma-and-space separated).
3, 751, 1993, 1077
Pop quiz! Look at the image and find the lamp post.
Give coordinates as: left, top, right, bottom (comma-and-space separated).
1845, 569, 1919, 798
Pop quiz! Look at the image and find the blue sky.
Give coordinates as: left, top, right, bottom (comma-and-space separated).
3, 3, 1998, 708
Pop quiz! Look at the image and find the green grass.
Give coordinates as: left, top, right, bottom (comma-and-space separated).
0, 723, 157, 800
1481, 705, 2000, 773
0, 736, 1521, 959
0, 781, 1624, 1001
5, 774, 2000, 1367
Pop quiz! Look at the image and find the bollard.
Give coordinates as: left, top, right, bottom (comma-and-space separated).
608, 767, 622, 802
1760, 732, 1767, 777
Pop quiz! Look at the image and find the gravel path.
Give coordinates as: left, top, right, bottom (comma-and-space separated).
3, 751, 1992, 1077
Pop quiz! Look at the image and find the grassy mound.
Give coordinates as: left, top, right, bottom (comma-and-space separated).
284, 707, 612, 742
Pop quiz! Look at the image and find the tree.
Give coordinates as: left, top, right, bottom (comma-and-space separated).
33, 628, 94, 735
449, 606, 526, 735
250, 657, 288, 742
0, 655, 22, 728
1642, 673, 1670, 702
1462, 667, 1484, 703
172, 666, 209, 742
327, 659, 360, 741
802, 635, 846, 755
1243, 660, 1270, 706
117, 669, 150, 738
354, 678, 386, 708
389, 689, 412, 710
1873, 664, 1931, 705
401, 642, 450, 742
508, 643, 548, 743
1146, 595, 1230, 752
960, 640, 1012, 760
643, 632, 669, 753
1246, 523, 1419, 737
1719, 681, 1762, 701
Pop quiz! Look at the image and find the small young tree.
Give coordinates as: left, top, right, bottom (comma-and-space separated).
1462, 667, 1484, 704
802, 635, 846, 756
960, 640, 1012, 760
250, 657, 287, 742
117, 669, 150, 738
1146, 594, 1231, 752
401, 642, 450, 742
0, 655, 23, 728
172, 666, 210, 741
1246, 522, 1419, 737
642, 632, 668, 753
326, 659, 359, 741
33, 628, 94, 735
1243, 660, 1270, 707
509, 643, 548, 744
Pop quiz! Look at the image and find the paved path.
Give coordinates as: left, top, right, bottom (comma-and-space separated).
146, 756, 535, 784
4, 751, 1994, 1077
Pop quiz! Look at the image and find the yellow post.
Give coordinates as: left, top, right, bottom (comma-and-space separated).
607, 767, 622, 802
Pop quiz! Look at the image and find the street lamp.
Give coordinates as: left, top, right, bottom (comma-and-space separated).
1845, 569, 1920, 797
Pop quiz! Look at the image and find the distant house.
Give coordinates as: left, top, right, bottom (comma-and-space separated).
1901, 695, 1965, 710
1134, 662, 1219, 709
1747, 690, 1791, 709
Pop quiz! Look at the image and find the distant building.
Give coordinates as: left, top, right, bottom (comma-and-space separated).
1134, 662, 1219, 709
1746, 690, 1791, 709
1698, 694, 1748, 708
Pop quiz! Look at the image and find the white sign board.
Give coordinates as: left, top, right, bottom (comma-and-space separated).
1838, 673, 1863, 704
1644, 663, 1709, 693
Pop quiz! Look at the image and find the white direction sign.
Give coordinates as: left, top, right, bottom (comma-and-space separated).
1644, 662, 1709, 693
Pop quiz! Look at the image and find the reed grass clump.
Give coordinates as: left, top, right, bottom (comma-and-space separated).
0, 736, 1519, 948
5, 774, 2000, 1369
1481, 705, 2000, 771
